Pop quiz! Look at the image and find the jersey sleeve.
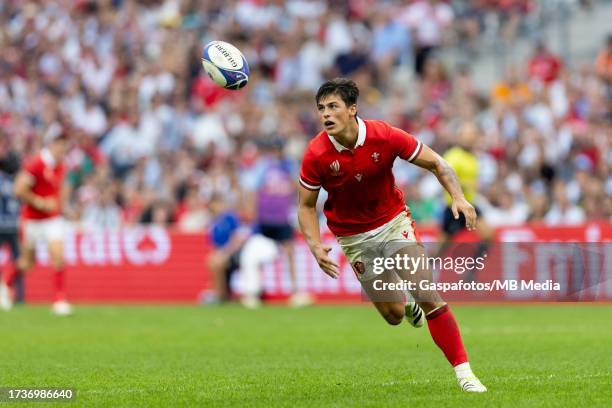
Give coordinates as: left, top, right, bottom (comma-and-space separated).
23, 157, 42, 181
389, 126, 422, 162
299, 147, 322, 191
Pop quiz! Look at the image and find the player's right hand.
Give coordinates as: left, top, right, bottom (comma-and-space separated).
34, 196, 59, 213
312, 244, 339, 279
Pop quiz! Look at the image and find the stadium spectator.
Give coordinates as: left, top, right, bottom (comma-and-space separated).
527, 42, 563, 88
497, 0, 537, 44
479, 187, 529, 227
545, 181, 586, 225
454, 0, 489, 56
80, 181, 123, 230
595, 34, 612, 84
370, 6, 412, 84
176, 185, 209, 233
491, 65, 532, 107
243, 138, 313, 307
202, 194, 249, 305
399, 0, 455, 76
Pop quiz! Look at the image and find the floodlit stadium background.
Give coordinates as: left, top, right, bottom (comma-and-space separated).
0, 0, 610, 303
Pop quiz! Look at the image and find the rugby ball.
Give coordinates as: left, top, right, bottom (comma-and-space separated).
201, 41, 250, 90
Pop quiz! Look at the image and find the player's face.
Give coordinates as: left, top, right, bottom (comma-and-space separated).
317, 94, 357, 136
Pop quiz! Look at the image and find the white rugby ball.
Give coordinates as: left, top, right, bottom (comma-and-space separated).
201, 41, 250, 90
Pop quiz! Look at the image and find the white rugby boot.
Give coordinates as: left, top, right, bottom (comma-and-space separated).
0, 282, 13, 311
404, 297, 424, 328
52, 300, 73, 316
457, 376, 488, 393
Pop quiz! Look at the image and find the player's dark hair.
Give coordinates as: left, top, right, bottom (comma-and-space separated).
315, 78, 359, 107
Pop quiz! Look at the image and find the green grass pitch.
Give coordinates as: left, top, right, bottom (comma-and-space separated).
1, 304, 610, 407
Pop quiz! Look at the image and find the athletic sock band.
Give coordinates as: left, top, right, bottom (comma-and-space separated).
426, 304, 449, 320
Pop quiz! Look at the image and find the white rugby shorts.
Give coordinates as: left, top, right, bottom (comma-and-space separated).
22, 216, 65, 247
336, 210, 420, 282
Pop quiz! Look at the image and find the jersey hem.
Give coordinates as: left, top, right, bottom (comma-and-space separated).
328, 206, 406, 237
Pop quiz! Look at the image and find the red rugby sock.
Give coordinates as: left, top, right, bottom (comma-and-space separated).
53, 268, 66, 302
426, 305, 468, 366
2, 263, 18, 287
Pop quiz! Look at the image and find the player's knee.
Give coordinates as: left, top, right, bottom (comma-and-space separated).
50, 257, 64, 271
207, 254, 221, 270
383, 304, 405, 325
17, 257, 33, 272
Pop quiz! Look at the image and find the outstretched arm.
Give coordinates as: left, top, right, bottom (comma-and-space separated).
411, 144, 477, 230
297, 185, 339, 278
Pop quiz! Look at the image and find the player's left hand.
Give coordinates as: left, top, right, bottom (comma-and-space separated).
452, 197, 477, 231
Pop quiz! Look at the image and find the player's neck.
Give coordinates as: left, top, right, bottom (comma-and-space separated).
331, 119, 359, 150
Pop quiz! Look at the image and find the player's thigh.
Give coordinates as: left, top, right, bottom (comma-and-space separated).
386, 243, 444, 312
338, 235, 404, 323
44, 217, 66, 268
360, 269, 405, 324
18, 222, 37, 271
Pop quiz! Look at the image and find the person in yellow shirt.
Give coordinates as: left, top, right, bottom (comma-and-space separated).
439, 122, 492, 282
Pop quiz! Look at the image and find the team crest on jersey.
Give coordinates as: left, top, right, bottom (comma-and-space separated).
351, 261, 365, 276
371, 152, 380, 163
329, 160, 342, 176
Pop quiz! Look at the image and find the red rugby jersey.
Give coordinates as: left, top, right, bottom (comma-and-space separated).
21, 149, 65, 220
299, 118, 422, 236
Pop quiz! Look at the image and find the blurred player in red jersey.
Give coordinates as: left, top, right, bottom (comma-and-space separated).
298, 79, 486, 392
4, 124, 72, 315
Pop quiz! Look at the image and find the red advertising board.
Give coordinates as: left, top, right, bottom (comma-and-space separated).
0, 227, 210, 303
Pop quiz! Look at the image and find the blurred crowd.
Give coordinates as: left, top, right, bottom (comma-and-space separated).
0, 0, 610, 232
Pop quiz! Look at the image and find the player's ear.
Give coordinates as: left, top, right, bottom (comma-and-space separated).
349, 104, 357, 116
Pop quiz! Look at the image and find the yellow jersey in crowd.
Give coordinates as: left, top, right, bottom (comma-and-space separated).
443, 147, 478, 205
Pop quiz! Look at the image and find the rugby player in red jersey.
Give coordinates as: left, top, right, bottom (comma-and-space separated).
2, 124, 72, 315
298, 79, 486, 392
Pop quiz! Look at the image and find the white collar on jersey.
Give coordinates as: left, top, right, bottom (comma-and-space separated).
40, 148, 57, 167
328, 116, 366, 152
